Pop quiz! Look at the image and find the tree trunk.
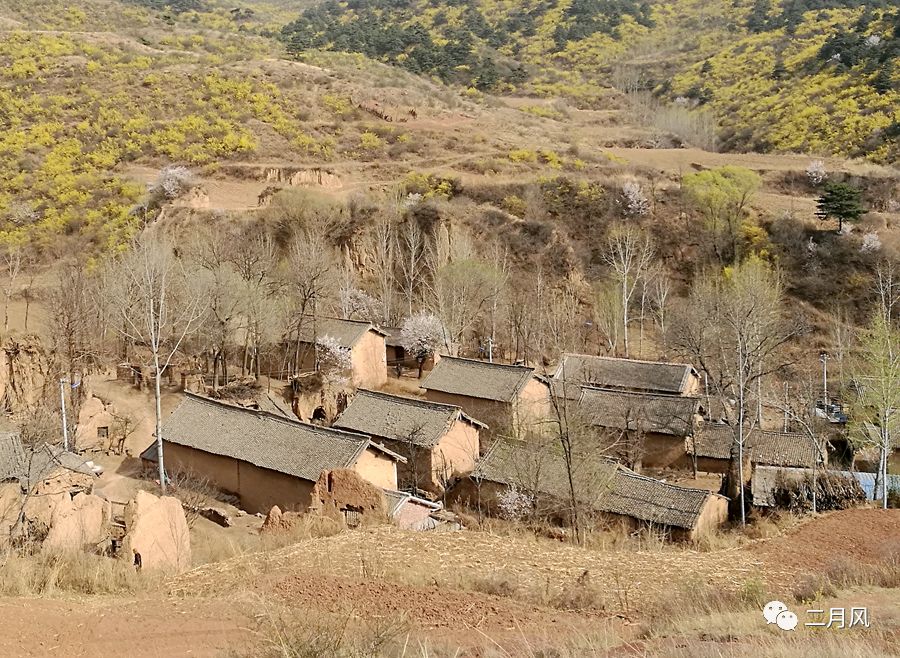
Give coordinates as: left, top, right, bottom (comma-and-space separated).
154, 352, 166, 494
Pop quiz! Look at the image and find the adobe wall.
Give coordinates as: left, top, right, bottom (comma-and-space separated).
162, 442, 315, 514
691, 494, 729, 539
353, 446, 398, 490
514, 378, 552, 433
433, 419, 480, 484
423, 391, 511, 433
351, 331, 387, 389
642, 433, 690, 469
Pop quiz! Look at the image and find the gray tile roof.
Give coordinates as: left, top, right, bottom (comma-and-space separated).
578, 388, 699, 437
552, 354, 696, 395
601, 470, 716, 530
298, 317, 387, 349
157, 394, 400, 483
381, 327, 405, 348
19, 444, 98, 490
334, 390, 485, 448
689, 425, 822, 468
471, 440, 717, 530
420, 357, 539, 403
0, 432, 25, 481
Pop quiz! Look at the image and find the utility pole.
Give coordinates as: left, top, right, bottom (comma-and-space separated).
487, 337, 493, 363
59, 378, 69, 451
820, 352, 829, 406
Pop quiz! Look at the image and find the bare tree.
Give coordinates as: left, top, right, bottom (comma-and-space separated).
602, 225, 654, 358
429, 260, 501, 356
396, 219, 429, 316
370, 212, 397, 325
850, 312, 899, 508
1, 245, 22, 333
592, 281, 622, 355
280, 229, 340, 374
104, 234, 208, 493
670, 259, 802, 523
649, 265, 672, 352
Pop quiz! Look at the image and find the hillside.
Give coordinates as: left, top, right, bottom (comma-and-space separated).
277, 0, 899, 163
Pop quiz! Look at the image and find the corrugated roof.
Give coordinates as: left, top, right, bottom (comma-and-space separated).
471, 440, 718, 530
381, 327, 404, 348
690, 425, 822, 468
420, 357, 537, 402
552, 354, 696, 395
578, 388, 699, 437
0, 432, 25, 481
159, 394, 398, 483
297, 317, 387, 349
334, 390, 485, 448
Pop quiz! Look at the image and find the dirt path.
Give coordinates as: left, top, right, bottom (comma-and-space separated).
0, 596, 252, 657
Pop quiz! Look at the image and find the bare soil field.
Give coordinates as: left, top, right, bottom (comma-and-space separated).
1, 509, 898, 656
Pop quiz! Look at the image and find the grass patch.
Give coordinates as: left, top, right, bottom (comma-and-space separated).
0, 550, 159, 595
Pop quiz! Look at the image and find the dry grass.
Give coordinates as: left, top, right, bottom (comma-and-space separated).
0, 549, 160, 595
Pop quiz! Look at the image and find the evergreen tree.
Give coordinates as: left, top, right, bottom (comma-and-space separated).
816, 182, 865, 232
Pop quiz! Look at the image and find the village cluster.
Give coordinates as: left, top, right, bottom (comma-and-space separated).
1, 313, 895, 568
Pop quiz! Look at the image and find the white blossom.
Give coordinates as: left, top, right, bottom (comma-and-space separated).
150, 165, 195, 200
839, 223, 854, 236
860, 232, 882, 253
340, 287, 382, 322
806, 160, 827, 186
865, 35, 882, 47
806, 237, 818, 255
402, 192, 423, 209
621, 181, 650, 216
674, 96, 690, 107
887, 199, 899, 213
400, 312, 444, 360
497, 485, 534, 521
315, 334, 352, 385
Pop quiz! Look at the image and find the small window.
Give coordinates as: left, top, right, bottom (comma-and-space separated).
97, 427, 109, 439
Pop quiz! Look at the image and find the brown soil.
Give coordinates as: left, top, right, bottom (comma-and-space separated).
0, 596, 251, 657
753, 508, 900, 576
270, 572, 597, 633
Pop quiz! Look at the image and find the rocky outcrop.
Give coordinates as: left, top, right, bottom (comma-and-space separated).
121, 490, 191, 572
0, 336, 52, 412
43, 493, 112, 552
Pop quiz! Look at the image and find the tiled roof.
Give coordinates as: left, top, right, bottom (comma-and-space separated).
381, 327, 405, 348
19, 444, 98, 490
600, 470, 716, 530
552, 354, 696, 395
420, 357, 538, 402
334, 390, 485, 448
0, 432, 25, 481
578, 387, 699, 437
471, 440, 718, 530
689, 425, 822, 468
471, 439, 619, 501
157, 394, 400, 483
297, 317, 387, 349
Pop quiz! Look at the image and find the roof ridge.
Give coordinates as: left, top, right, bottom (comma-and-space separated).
355, 389, 460, 416
182, 392, 371, 443
580, 386, 701, 402
616, 469, 717, 496
439, 356, 535, 373
559, 353, 694, 370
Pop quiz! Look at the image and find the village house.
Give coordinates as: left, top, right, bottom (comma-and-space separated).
552, 353, 702, 397
383, 489, 444, 531
686, 424, 826, 476
295, 317, 388, 389
142, 393, 404, 514
574, 387, 702, 471
333, 390, 485, 494
381, 327, 440, 377
420, 357, 550, 435
449, 440, 728, 541
751, 465, 900, 508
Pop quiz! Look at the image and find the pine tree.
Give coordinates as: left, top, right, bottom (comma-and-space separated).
816, 182, 865, 233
